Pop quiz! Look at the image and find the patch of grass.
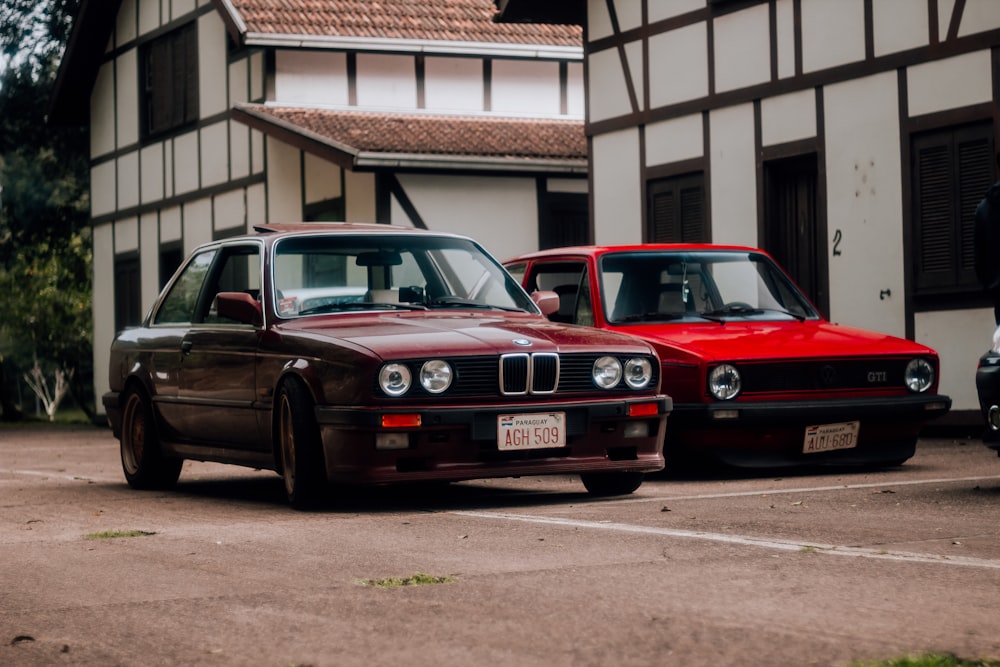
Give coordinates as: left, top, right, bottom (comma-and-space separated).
84, 530, 156, 540
358, 573, 456, 588
848, 654, 1000, 667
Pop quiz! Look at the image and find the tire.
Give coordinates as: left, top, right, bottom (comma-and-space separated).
119, 387, 182, 490
580, 471, 644, 497
277, 379, 327, 510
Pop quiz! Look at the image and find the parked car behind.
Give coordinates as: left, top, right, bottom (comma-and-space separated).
504, 245, 951, 468
975, 325, 1000, 455
104, 224, 671, 508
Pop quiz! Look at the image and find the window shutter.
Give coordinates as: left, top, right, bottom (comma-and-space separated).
648, 174, 705, 243
912, 123, 992, 295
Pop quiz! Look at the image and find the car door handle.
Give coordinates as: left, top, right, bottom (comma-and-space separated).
181, 340, 193, 355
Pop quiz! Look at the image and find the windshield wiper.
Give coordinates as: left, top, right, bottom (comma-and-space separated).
616, 312, 687, 323
298, 302, 426, 316
700, 305, 806, 322
426, 297, 520, 312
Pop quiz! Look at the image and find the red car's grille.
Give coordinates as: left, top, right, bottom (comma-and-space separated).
735, 358, 916, 394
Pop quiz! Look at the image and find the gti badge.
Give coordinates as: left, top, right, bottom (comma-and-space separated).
513, 338, 532, 347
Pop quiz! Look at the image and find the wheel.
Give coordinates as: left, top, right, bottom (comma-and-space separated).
277, 379, 327, 510
580, 471, 644, 496
119, 387, 182, 490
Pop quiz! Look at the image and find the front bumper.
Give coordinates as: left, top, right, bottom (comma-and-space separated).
313, 396, 671, 484
976, 353, 1000, 450
667, 393, 952, 466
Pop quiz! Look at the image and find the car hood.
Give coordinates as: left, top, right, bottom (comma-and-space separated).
278, 311, 655, 358
621, 319, 937, 362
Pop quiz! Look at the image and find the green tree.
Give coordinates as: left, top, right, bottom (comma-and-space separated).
1, 0, 91, 420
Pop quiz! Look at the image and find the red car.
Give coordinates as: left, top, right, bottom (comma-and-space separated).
504, 245, 951, 468
103, 225, 670, 508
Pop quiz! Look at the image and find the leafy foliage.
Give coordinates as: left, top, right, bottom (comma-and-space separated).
0, 0, 91, 420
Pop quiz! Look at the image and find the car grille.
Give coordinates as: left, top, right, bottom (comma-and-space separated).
500, 353, 558, 395
736, 358, 914, 393
379, 354, 658, 399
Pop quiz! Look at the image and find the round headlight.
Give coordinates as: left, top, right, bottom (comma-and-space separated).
708, 364, 741, 400
624, 358, 653, 389
905, 358, 934, 393
379, 363, 412, 397
420, 359, 453, 394
593, 356, 623, 389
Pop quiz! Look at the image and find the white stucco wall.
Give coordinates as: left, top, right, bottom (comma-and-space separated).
356, 53, 417, 109
714, 3, 770, 93
92, 223, 115, 402
198, 12, 228, 118
588, 47, 633, 123
916, 309, 996, 411
90, 62, 115, 158
117, 151, 140, 210
115, 50, 138, 148
592, 128, 642, 245
760, 89, 817, 146
393, 174, 538, 261
274, 50, 349, 106
140, 213, 160, 311
304, 154, 342, 205
140, 143, 164, 204
645, 114, 703, 167
801, 0, 866, 73
907, 50, 992, 117
200, 121, 229, 187
823, 71, 905, 337
265, 138, 302, 222
424, 57, 483, 113
708, 104, 757, 247
649, 23, 708, 108
492, 60, 561, 116
872, 0, 929, 57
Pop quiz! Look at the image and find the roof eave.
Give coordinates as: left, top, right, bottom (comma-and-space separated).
354, 153, 587, 174
48, 0, 123, 125
242, 34, 582, 60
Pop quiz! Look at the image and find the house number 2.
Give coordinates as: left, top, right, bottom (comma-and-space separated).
832, 229, 843, 256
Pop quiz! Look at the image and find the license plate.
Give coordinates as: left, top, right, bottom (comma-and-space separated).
803, 421, 859, 453
497, 413, 566, 451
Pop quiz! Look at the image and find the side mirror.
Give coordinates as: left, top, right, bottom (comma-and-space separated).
216, 292, 263, 326
531, 290, 560, 318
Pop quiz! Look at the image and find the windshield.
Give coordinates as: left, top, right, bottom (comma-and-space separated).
599, 250, 818, 324
271, 234, 536, 317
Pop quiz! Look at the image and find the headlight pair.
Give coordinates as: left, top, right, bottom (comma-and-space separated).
706, 358, 936, 400
379, 360, 452, 397
592, 356, 652, 390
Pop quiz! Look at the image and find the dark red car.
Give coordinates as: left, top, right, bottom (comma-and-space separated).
103, 224, 670, 508
504, 245, 951, 468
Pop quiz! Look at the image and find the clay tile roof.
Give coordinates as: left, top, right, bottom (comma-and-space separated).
233, 104, 586, 169
225, 0, 581, 47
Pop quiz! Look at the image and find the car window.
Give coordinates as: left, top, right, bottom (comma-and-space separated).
272, 235, 534, 317
526, 261, 587, 324
154, 249, 217, 324
600, 251, 816, 323
203, 246, 262, 325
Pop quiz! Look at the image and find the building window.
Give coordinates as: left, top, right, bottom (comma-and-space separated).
911, 122, 992, 298
141, 23, 198, 138
114, 255, 142, 332
539, 192, 588, 249
647, 173, 707, 243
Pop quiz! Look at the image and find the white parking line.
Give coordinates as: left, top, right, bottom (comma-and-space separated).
0, 468, 101, 483
451, 509, 1000, 571
622, 474, 1000, 503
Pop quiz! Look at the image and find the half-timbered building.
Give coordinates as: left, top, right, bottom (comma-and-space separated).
496, 0, 1000, 421
50, 0, 586, 407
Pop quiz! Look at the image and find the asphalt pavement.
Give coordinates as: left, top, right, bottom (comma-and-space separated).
2, 425, 999, 666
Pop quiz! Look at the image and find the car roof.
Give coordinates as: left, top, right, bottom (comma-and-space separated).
252, 222, 469, 240
504, 244, 769, 261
